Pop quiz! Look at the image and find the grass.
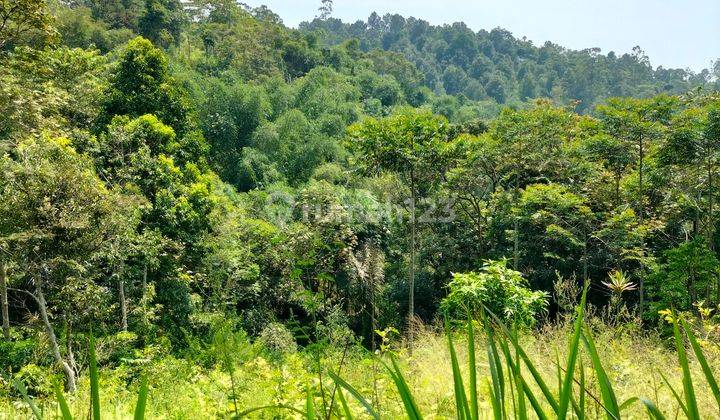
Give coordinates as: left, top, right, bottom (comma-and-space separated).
7, 335, 149, 420
1, 305, 719, 418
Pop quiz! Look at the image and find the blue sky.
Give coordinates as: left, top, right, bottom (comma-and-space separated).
244, 0, 719, 72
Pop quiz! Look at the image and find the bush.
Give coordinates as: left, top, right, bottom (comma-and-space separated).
13, 364, 61, 397
441, 259, 548, 327
258, 322, 297, 358
0, 339, 38, 371
96, 331, 139, 366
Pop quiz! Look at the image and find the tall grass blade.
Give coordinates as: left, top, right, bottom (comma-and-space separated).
659, 372, 689, 418
467, 317, 478, 420
519, 375, 548, 420
512, 353, 527, 420
486, 328, 505, 420
385, 356, 423, 420
578, 358, 585, 419
446, 320, 470, 420
13, 377, 43, 419
482, 305, 559, 414
306, 383, 316, 420
680, 318, 720, 409
53, 381, 73, 420
133, 376, 148, 420
336, 389, 353, 419
619, 397, 638, 411
235, 404, 307, 418
486, 378, 502, 420
581, 329, 620, 418
327, 371, 380, 420
557, 286, 587, 420
640, 398, 666, 420
671, 312, 700, 420
498, 333, 527, 420
89, 334, 100, 420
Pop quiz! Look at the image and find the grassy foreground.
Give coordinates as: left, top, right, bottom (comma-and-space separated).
1, 312, 719, 419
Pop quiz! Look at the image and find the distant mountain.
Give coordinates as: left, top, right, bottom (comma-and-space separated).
301, 13, 719, 112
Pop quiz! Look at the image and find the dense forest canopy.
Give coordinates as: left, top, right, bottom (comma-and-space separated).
1, 1, 720, 417
301, 12, 719, 112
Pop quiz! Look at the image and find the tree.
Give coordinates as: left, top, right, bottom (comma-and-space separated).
349, 108, 450, 351
0, 0, 52, 48
519, 75, 536, 100
484, 77, 506, 103
647, 238, 720, 317
513, 184, 594, 290
659, 99, 720, 253
198, 80, 270, 186
444, 133, 501, 249
492, 101, 577, 270
584, 133, 633, 207
0, 47, 107, 147
95, 114, 219, 341
85, 0, 145, 32
99, 36, 190, 136
597, 95, 677, 312
138, 0, 185, 47
0, 167, 9, 339
317, 0, 333, 20
0, 137, 136, 391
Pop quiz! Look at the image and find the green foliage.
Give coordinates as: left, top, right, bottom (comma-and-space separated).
514, 184, 594, 289
100, 36, 191, 136
3, 4, 720, 418
303, 15, 713, 111
0, 46, 107, 145
348, 107, 450, 191
258, 322, 297, 358
441, 259, 548, 327
647, 238, 720, 316
138, 0, 185, 48
0, 0, 53, 49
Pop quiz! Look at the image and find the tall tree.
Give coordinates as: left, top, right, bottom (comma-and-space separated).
0, 137, 136, 391
0, 0, 52, 48
138, 0, 185, 47
99, 36, 190, 136
317, 0, 333, 20
492, 101, 576, 270
598, 96, 676, 313
349, 108, 450, 351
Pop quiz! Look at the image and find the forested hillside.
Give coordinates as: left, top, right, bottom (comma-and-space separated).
302, 13, 720, 112
1, 1, 720, 418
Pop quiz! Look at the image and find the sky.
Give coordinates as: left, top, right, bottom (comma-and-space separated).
244, 0, 720, 73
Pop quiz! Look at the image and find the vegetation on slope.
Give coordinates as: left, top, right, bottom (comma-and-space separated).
0, 1, 719, 418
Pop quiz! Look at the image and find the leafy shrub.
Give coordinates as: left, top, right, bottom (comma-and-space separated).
96, 331, 139, 366
0, 339, 39, 371
258, 322, 297, 358
13, 364, 60, 397
441, 259, 548, 327
646, 237, 720, 320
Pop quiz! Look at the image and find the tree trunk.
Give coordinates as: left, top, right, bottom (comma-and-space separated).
64, 314, 78, 376
638, 135, 645, 316
513, 164, 521, 270
408, 167, 416, 354
142, 263, 148, 305
35, 280, 76, 392
119, 278, 128, 332
694, 187, 701, 238
709, 160, 715, 251
1, 258, 9, 339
